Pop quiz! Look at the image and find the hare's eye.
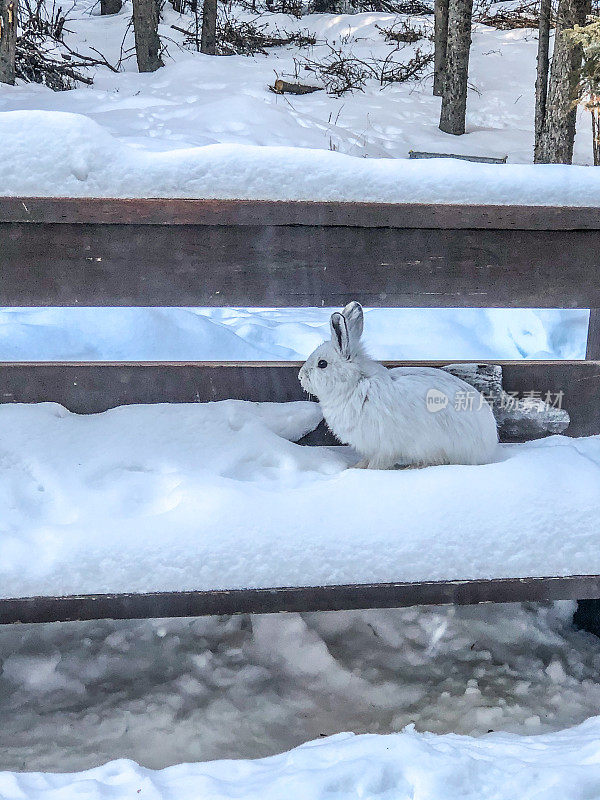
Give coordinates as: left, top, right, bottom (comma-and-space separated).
318, 359, 328, 369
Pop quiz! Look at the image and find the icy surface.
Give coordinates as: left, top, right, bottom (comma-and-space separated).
0, 2, 598, 200
0, 307, 589, 361
1, 399, 599, 598
2, 603, 600, 774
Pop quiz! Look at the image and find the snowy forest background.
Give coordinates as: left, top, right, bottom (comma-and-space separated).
1, 0, 600, 168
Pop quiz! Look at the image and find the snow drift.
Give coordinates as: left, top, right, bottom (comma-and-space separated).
1, 109, 600, 203
4, 719, 600, 800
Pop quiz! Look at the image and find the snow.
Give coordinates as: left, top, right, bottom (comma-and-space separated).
5, 720, 600, 799
0, 2, 598, 200
1, 602, 600, 772
1, 399, 599, 598
0, 306, 589, 360
2, 107, 599, 202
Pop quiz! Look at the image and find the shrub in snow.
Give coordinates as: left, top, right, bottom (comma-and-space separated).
300, 39, 433, 94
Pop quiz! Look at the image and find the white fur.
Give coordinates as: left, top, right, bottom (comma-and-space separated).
298, 302, 498, 469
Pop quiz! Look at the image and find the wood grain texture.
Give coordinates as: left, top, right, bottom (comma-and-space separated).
3, 198, 600, 228
3, 222, 600, 307
3, 574, 600, 624
1, 361, 599, 439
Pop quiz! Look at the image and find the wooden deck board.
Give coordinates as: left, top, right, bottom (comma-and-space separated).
1, 199, 600, 308
1, 361, 599, 439
3, 575, 600, 624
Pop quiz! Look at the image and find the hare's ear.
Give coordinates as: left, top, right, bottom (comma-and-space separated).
330, 312, 350, 357
342, 301, 363, 342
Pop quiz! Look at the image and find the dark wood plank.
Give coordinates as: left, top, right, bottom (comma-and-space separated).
587, 309, 600, 360
2, 222, 600, 307
3, 198, 600, 229
1, 361, 599, 439
3, 575, 600, 624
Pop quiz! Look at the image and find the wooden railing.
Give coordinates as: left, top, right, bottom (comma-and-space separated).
0, 197, 599, 623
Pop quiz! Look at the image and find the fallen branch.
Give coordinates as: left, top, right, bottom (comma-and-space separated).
301, 43, 433, 96
377, 20, 428, 44
271, 78, 322, 94
475, 0, 543, 29
409, 150, 508, 163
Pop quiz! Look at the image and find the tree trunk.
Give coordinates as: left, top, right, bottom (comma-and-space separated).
439, 0, 473, 134
0, 0, 18, 86
101, 0, 122, 14
533, 0, 551, 159
592, 103, 600, 166
433, 0, 449, 96
192, 0, 200, 51
132, 0, 163, 73
200, 0, 217, 55
535, 0, 591, 163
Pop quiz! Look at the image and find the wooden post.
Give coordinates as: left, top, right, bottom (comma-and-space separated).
586, 308, 600, 360
534, 0, 551, 160
535, 0, 591, 163
439, 0, 473, 135
434, 0, 449, 96
574, 307, 600, 637
101, 0, 122, 13
200, 0, 217, 55
0, 0, 17, 85
132, 0, 164, 72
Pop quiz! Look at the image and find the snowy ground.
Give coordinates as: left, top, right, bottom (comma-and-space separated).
5, 719, 600, 800
0, 306, 589, 360
3, 603, 600, 793
1, 1, 599, 200
7, 721, 600, 800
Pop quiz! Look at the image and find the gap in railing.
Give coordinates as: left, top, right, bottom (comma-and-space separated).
0, 308, 590, 363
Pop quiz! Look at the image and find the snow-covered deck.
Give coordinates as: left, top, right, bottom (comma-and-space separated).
1, 400, 599, 605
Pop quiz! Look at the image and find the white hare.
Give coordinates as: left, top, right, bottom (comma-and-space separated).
298, 302, 498, 469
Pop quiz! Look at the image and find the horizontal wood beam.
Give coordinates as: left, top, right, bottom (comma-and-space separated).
1, 361, 599, 439
2, 221, 600, 307
3, 574, 600, 624
2, 198, 600, 229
